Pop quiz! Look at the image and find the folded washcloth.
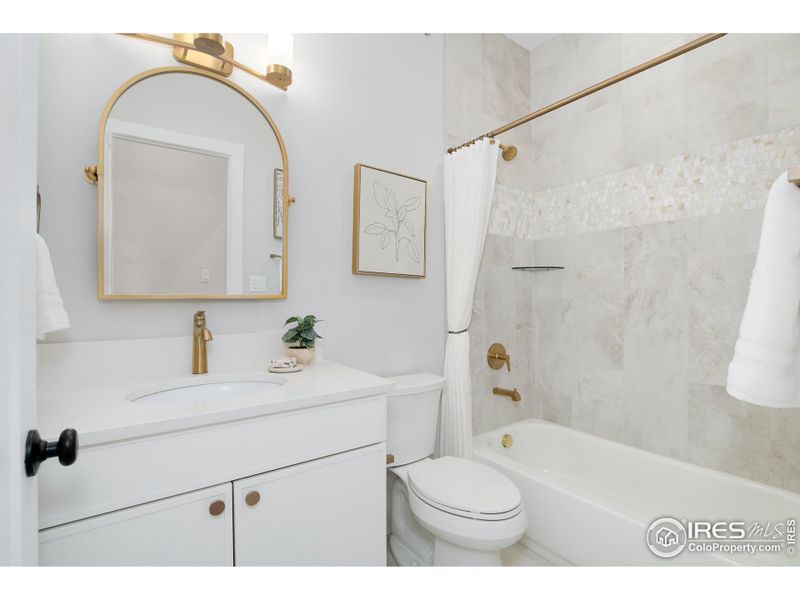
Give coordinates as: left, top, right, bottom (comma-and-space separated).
726, 171, 800, 407
269, 357, 298, 369
36, 233, 70, 340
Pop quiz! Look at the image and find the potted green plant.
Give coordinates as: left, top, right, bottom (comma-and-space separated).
282, 315, 322, 365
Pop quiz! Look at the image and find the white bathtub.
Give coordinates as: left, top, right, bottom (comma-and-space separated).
474, 419, 800, 566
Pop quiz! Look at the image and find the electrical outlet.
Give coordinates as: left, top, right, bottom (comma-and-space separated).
200, 269, 211, 283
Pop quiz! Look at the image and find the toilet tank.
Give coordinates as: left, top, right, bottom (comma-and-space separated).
386, 373, 446, 466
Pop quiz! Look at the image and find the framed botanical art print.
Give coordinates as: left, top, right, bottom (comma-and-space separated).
352, 164, 427, 278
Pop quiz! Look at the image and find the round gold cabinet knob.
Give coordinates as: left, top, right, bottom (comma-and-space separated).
245, 491, 261, 507
208, 500, 226, 516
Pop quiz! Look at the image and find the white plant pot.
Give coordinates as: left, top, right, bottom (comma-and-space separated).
286, 346, 315, 365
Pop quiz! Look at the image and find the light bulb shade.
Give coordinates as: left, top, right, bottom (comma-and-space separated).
266, 33, 294, 71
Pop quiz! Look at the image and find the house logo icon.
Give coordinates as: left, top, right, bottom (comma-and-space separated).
656, 527, 678, 546
647, 517, 687, 558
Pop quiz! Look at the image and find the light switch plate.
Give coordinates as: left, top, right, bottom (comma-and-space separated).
249, 275, 267, 292
200, 269, 211, 283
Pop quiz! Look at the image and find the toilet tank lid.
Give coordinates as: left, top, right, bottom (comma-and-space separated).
388, 373, 445, 396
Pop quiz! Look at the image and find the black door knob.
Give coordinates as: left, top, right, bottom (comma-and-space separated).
25, 428, 78, 477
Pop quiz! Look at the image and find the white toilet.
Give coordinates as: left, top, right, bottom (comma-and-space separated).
386, 373, 527, 566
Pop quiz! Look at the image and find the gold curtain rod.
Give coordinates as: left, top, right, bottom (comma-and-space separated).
447, 33, 727, 154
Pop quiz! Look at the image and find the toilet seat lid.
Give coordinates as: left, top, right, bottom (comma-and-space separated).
408, 456, 521, 516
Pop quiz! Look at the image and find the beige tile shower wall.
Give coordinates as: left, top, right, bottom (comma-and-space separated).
470, 235, 537, 434
445, 34, 538, 433
445, 34, 533, 193
448, 33, 800, 486
531, 213, 800, 492
527, 34, 800, 192
515, 33, 800, 492
490, 125, 800, 240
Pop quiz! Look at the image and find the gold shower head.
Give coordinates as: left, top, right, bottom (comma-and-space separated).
500, 144, 518, 161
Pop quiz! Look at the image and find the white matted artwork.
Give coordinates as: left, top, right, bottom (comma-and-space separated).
352, 164, 427, 278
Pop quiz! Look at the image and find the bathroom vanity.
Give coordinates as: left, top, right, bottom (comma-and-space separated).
27, 57, 394, 566
35, 332, 391, 566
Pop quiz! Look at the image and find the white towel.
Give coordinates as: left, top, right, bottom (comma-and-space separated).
36, 233, 70, 340
726, 172, 800, 407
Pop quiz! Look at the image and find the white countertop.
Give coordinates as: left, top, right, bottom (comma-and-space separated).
38, 359, 395, 447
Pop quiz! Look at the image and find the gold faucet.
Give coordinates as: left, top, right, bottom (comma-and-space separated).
192, 310, 213, 374
493, 387, 521, 402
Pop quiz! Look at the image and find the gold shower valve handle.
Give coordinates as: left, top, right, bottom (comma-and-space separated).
487, 343, 511, 371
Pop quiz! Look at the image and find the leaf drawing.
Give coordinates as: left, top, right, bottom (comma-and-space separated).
364, 180, 421, 264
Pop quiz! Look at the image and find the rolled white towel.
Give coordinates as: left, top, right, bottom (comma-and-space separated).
269, 356, 297, 369
726, 171, 800, 407
36, 233, 70, 340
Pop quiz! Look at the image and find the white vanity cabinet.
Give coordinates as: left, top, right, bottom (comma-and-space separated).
40, 444, 386, 566
234, 444, 386, 566
39, 483, 234, 566
36, 355, 393, 567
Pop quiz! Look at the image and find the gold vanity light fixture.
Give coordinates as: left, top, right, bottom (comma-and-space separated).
119, 33, 294, 91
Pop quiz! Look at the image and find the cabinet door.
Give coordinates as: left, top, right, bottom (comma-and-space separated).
39, 483, 233, 566
234, 444, 386, 566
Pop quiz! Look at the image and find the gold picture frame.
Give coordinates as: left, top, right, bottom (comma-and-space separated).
352, 164, 427, 278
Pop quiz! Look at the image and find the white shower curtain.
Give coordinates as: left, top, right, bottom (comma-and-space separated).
439, 139, 499, 458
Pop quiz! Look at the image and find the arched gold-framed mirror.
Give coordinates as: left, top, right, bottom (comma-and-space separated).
89, 66, 290, 300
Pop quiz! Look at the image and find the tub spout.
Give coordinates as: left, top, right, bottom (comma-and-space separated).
493, 387, 521, 402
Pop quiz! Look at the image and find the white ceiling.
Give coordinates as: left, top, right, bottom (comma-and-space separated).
504, 33, 556, 52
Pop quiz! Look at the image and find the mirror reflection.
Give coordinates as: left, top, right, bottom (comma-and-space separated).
100, 69, 287, 298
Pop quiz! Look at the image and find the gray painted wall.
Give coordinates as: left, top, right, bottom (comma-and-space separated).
36, 34, 446, 377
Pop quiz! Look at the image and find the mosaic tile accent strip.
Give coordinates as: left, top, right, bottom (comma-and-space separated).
489, 125, 800, 240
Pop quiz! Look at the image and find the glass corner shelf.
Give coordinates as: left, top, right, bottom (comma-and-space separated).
511, 266, 565, 272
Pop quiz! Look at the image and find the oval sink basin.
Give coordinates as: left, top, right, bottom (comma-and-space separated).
127, 374, 285, 404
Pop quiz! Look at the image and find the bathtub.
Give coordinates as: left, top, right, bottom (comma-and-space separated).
474, 419, 800, 566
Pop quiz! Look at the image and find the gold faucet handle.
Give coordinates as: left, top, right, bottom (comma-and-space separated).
487, 343, 511, 371
203, 328, 213, 341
